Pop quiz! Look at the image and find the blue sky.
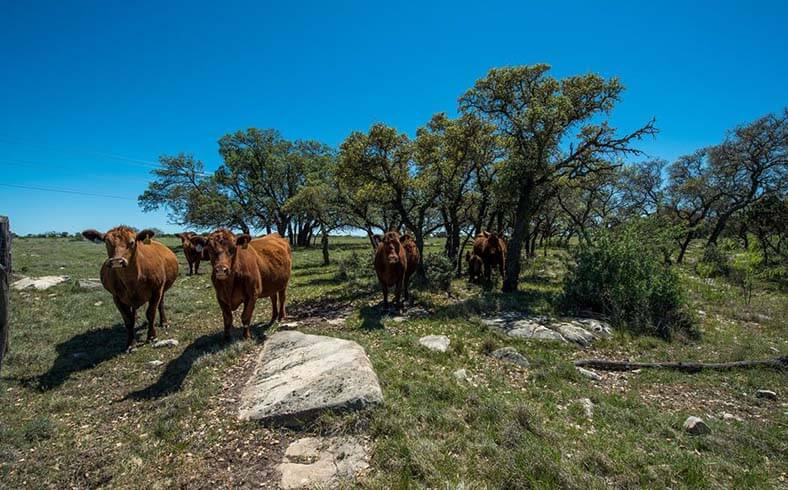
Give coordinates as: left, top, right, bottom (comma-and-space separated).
1, 0, 786, 235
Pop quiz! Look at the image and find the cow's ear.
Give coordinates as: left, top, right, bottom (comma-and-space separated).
82, 229, 105, 244
136, 229, 155, 244
236, 234, 252, 249
482, 230, 491, 238
189, 235, 207, 252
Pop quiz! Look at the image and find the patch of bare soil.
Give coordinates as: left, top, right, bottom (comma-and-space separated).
172, 345, 287, 489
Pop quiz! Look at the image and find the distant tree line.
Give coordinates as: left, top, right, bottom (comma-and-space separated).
139, 64, 787, 292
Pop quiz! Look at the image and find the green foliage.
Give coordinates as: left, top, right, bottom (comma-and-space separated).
336, 250, 374, 286
729, 245, 763, 305
562, 227, 696, 339
423, 252, 454, 293
697, 244, 731, 278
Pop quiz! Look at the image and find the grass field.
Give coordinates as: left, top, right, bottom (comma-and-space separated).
1, 236, 786, 488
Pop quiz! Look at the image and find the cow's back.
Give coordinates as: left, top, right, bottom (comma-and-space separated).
249, 233, 291, 295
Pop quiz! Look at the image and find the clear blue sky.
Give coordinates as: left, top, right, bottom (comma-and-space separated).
1, 0, 786, 235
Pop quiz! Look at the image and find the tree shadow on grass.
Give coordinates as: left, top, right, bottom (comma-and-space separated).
125, 330, 246, 400
429, 288, 560, 320
27, 323, 128, 391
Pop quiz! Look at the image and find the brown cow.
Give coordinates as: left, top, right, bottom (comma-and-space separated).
465, 251, 484, 283
191, 229, 291, 340
374, 230, 407, 309
82, 226, 179, 351
400, 233, 420, 304
177, 232, 209, 275
472, 231, 507, 282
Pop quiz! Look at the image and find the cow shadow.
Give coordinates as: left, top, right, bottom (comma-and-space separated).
125, 329, 257, 400
358, 303, 395, 330
34, 323, 127, 391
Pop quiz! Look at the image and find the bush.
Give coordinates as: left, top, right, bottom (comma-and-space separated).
697, 244, 731, 277
337, 251, 374, 286
562, 228, 696, 340
729, 246, 763, 305
423, 252, 454, 293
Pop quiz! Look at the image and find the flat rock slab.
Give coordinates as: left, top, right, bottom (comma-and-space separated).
279, 436, 370, 489
238, 331, 383, 426
482, 314, 612, 346
77, 278, 103, 289
12, 275, 70, 290
419, 335, 450, 352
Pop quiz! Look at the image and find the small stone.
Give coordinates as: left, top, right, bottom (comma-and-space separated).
152, 339, 179, 348
279, 322, 299, 329
490, 347, 529, 367
755, 389, 778, 400
326, 318, 345, 326
278, 436, 370, 489
419, 335, 450, 352
93, 301, 103, 307
78, 278, 103, 289
390, 316, 407, 323
577, 398, 594, 418
576, 367, 601, 381
452, 368, 468, 381
148, 360, 164, 367
721, 412, 743, 422
551, 322, 594, 346
683, 416, 710, 435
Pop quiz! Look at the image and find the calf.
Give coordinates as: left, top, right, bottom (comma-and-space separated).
472, 231, 507, 282
374, 230, 407, 309
177, 232, 208, 275
82, 226, 179, 351
465, 251, 484, 283
191, 229, 291, 340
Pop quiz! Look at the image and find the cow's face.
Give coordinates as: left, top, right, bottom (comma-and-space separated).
83, 226, 155, 269
177, 232, 194, 249
382, 231, 401, 265
193, 229, 251, 280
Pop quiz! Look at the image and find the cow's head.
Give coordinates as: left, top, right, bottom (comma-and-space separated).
191, 228, 252, 280
381, 231, 402, 265
177, 232, 195, 249
82, 226, 155, 269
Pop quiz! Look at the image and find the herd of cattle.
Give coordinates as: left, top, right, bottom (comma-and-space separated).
80, 226, 508, 351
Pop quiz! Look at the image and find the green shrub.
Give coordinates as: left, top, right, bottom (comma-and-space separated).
337, 251, 374, 286
423, 252, 454, 293
562, 228, 696, 340
729, 246, 763, 305
697, 244, 731, 277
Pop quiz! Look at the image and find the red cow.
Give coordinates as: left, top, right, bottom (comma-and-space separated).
82, 226, 179, 351
373, 230, 407, 309
177, 232, 209, 275
465, 251, 484, 283
191, 230, 291, 340
472, 231, 507, 282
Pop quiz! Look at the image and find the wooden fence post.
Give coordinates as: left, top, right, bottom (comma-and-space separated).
0, 216, 10, 373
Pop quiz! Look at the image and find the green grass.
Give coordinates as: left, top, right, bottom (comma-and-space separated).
1, 237, 786, 488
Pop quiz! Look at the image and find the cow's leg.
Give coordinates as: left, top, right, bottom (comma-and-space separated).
382, 284, 389, 310
113, 296, 136, 352
394, 277, 403, 310
269, 294, 278, 324
188, 260, 193, 276
194, 258, 200, 275
498, 259, 505, 277
219, 300, 233, 340
484, 263, 492, 282
145, 289, 163, 343
158, 295, 168, 329
277, 289, 287, 321
241, 296, 257, 340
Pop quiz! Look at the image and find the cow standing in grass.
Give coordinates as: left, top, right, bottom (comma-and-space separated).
373, 230, 409, 309
191, 229, 291, 340
177, 232, 208, 275
82, 226, 179, 351
473, 231, 507, 282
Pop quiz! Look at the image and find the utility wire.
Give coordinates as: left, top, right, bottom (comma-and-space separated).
0, 182, 136, 201
0, 135, 161, 168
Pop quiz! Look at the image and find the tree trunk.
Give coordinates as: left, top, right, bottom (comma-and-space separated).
503, 189, 532, 292
676, 235, 693, 264
575, 357, 787, 373
321, 225, 330, 265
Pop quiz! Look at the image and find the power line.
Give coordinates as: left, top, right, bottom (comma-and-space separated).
0, 182, 137, 201
0, 158, 152, 184
0, 135, 161, 168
